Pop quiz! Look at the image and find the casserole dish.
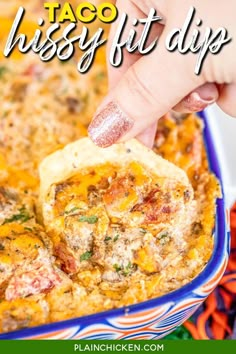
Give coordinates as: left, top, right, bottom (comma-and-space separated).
0, 107, 233, 340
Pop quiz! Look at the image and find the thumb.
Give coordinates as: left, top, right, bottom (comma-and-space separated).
88, 32, 204, 147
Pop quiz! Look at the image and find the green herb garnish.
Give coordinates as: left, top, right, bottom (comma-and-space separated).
24, 227, 33, 232
105, 236, 112, 242
139, 228, 147, 235
123, 262, 133, 276
65, 207, 80, 215
158, 232, 169, 239
113, 264, 122, 272
158, 232, 170, 245
2, 207, 31, 225
78, 215, 98, 224
113, 262, 134, 276
113, 234, 120, 242
80, 251, 92, 262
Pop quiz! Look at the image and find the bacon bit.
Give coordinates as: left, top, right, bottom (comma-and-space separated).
143, 188, 160, 203
103, 177, 128, 205
162, 206, 171, 214
97, 177, 109, 190
132, 188, 178, 224
132, 189, 161, 210
54, 242, 77, 274
103, 176, 139, 212
5, 265, 61, 301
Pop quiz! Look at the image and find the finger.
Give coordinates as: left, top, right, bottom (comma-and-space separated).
216, 83, 236, 117
107, 0, 164, 90
107, 0, 145, 90
173, 83, 219, 113
88, 27, 203, 147
136, 122, 157, 148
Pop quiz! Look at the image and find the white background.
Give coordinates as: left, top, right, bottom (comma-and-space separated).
206, 105, 236, 208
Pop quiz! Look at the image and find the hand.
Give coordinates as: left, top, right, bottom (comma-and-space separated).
88, 0, 236, 148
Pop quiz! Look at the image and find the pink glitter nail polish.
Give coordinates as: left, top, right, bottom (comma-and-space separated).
88, 102, 134, 148
183, 92, 215, 112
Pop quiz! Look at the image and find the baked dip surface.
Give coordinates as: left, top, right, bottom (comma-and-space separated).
0, 7, 220, 332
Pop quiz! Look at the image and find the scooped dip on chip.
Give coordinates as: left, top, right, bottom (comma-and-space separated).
39, 138, 202, 304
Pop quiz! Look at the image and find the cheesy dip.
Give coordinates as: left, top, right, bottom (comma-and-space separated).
0, 33, 219, 334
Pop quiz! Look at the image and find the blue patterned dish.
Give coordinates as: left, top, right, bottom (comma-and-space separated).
0, 111, 231, 340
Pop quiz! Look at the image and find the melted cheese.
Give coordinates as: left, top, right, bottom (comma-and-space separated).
0, 6, 220, 331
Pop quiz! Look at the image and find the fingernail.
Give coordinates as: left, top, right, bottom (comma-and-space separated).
183, 92, 216, 112
88, 102, 134, 148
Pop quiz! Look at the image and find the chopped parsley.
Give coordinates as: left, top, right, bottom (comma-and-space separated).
158, 232, 169, 239
2, 207, 31, 225
65, 207, 80, 215
113, 234, 120, 242
78, 215, 98, 224
123, 262, 133, 276
113, 262, 135, 276
139, 228, 147, 235
24, 227, 33, 232
105, 236, 112, 242
113, 264, 122, 272
80, 251, 92, 262
158, 231, 170, 245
